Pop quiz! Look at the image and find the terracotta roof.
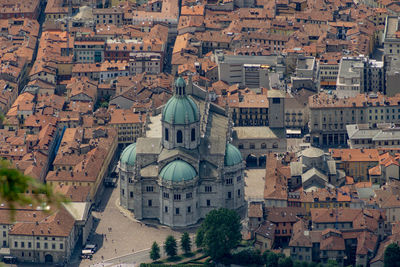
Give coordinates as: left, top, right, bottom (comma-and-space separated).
249, 202, 263, 218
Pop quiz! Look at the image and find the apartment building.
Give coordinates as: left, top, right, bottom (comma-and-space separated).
383, 16, 400, 56
109, 108, 145, 144
74, 37, 105, 63
336, 56, 384, 98
93, 7, 124, 26
309, 92, 400, 147
347, 123, 400, 149
317, 53, 341, 90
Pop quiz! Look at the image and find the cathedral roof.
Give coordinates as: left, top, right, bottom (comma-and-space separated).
120, 143, 136, 166
162, 95, 199, 124
224, 143, 242, 166
160, 160, 196, 182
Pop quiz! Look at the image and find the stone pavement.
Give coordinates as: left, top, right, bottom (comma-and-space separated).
76, 184, 187, 267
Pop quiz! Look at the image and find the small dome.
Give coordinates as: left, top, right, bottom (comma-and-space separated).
162, 95, 199, 124
302, 147, 324, 158
160, 160, 197, 182
175, 77, 186, 88
120, 143, 137, 166
224, 143, 242, 166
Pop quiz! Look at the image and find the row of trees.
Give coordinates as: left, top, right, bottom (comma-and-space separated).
150, 232, 192, 261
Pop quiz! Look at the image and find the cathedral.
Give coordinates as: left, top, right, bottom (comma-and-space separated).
118, 77, 246, 227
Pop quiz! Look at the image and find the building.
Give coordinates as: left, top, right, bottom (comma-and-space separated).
346, 123, 400, 149
291, 56, 317, 91
215, 52, 285, 88
336, 57, 384, 98
330, 148, 379, 182
383, 16, 400, 56
309, 92, 400, 147
109, 108, 145, 144
73, 37, 105, 63
118, 77, 246, 227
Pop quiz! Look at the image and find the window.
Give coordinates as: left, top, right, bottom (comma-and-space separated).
165, 128, 169, 141
21, 242, 24, 248
177, 130, 183, 143
207, 199, 211, 206
237, 176, 241, 182
2, 231, 5, 237
187, 206, 191, 213
186, 192, 192, 199
60, 243, 63, 250
228, 191, 232, 199
165, 206, 168, 213
44, 243, 48, 249
14, 242, 17, 248
148, 200, 152, 206
238, 144, 244, 149
226, 178, 233, 185
176, 208, 180, 215
37, 243, 40, 249
205, 186, 212, 192
163, 192, 169, 199
130, 192, 133, 198
250, 143, 255, 149
191, 128, 195, 141
174, 194, 181, 200
28, 242, 31, 248
52, 244, 56, 249
238, 189, 241, 197
272, 98, 280, 104
261, 143, 266, 149
146, 186, 154, 192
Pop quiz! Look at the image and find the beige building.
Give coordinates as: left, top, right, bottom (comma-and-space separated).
232, 127, 287, 167
309, 92, 400, 147
109, 108, 145, 144
4, 206, 76, 265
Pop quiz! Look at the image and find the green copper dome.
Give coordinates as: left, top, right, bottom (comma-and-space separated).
224, 143, 242, 166
120, 143, 137, 166
175, 77, 186, 88
160, 160, 197, 182
162, 95, 199, 124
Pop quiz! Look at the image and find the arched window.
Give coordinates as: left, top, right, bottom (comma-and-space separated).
261, 143, 266, 149
177, 130, 183, 143
165, 128, 169, 141
191, 128, 195, 141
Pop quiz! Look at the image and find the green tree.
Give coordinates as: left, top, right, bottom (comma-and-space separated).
265, 251, 281, 267
181, 232, 191, 254
278, 257, 293, 267
326, 259, 339, 267
195, 229, 203, 248
196, 208, 242, 261
150, 241, 160, 261
164, 235, 177, 258
0, 160, 66, 220
384, 243, 400, 267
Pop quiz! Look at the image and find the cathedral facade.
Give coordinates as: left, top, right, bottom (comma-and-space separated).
118, 77, 246, 227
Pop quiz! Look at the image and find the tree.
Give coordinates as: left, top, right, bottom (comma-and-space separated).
278, 257, 293, 267
384, 243, 400, 267
265, 251, 282, 267
0, 160, 66, 220
150, 241, 160, 261
196, 208, 242, 261
325, 260, 339, 267
164, 235, 177, 258
181, 232, 191, 254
